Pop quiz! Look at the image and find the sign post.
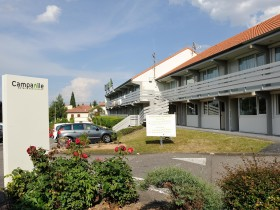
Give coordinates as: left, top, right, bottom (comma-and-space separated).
2, 74, 49, 186
146, 114, 176, 145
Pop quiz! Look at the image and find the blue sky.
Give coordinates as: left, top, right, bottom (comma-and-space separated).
0, 0, 279, 105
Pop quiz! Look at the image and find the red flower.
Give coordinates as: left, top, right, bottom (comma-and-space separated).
81, 153, 88, 159
27, 146, 36, 155
120, 145, 126, 151
114, 146, 119, 152
66, 140, 71, 145
73, 151, 79, 157
127, 147, 134, 154
75, 138, 81, 145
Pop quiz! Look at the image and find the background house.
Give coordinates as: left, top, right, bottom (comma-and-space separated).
66, 105, 92, 123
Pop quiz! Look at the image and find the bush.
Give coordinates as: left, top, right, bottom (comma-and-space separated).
92, 145, 138, 206
117, 126, 143, 136
141, 167, 223, 210
6, 143, 137, 209
92, 116, 124, 128
218, 156, 280, 209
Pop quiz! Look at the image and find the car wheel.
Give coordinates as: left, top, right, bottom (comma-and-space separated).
67, 136, 74, 142
102, 134, 111, 143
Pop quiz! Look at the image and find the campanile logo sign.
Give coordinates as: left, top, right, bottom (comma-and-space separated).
11, 80, 44, 90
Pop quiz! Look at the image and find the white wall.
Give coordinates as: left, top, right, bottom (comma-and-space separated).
133, 48, 194, 83
201, 115, 220, 129
2, 75, 49, 186
239, 115, 267, 134
186, 115, 199, 127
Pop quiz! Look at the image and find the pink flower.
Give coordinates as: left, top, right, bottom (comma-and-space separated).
73, 151, 79, 157
120, 145, 126, 151
75, 138, 81, 145
127, 147, 134, 154
81, 153, 88, 159
114, 147, 119, 152
66, 140, 71, 145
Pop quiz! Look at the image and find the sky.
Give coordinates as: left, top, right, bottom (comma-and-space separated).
0, 0, 279, 105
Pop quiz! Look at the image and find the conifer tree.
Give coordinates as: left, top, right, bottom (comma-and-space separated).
70, 91, 76, 108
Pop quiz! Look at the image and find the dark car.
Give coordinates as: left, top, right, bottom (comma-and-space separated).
57, 123, 116, 143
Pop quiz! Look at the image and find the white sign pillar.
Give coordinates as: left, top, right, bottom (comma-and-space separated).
2, 74, 49, 186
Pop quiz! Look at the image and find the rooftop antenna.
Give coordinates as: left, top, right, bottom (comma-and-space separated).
152, 52, 156, 78
192, 42, 197, 56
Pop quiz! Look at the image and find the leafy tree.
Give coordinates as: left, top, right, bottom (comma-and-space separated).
49, 94, 67, 123
70, 91, 76, 108
93, 100, 97, 106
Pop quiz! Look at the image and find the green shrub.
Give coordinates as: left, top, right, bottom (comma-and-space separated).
218, 156, 280, 209
141, 167, 223, 210
92, 116, 124, 128
6, 144, 138, 209
92, 158, 138, 206
117, 126, 143, 136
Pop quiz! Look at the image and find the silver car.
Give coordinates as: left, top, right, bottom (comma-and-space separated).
57, 123, 116, 143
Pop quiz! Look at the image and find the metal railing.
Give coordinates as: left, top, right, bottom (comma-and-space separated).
161, 61, 280, 101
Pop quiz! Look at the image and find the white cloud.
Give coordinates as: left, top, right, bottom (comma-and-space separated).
61, 78, 101, 104
183, 0, 280, 27
36, 5, 61, 23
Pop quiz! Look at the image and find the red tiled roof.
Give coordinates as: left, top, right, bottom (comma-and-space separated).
132, 46, 195, 79
66, 105, 92, 113
98, 102, 105, 106
158, 14, 280, 79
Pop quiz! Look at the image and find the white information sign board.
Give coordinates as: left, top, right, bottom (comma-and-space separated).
2, 74, 49, 186
146, 114, 176, 137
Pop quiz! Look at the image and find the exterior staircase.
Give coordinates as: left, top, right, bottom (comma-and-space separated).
112, 95, 169, 132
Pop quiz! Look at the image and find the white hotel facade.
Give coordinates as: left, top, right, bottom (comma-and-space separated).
105, 14, 280, 136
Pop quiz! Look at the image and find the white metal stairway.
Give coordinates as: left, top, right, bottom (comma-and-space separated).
112, 95, 169, 132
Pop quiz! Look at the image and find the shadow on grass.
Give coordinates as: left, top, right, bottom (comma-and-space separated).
145, 139, 174, 144
140, 200, 173, 210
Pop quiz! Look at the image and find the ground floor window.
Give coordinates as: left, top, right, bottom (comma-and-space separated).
240, 96, 267, 115
187, 103, 198, 115
240, 97, 256, 115
203, 101, 219, 115
258, 96, 266, 114
277, 94, 280, 114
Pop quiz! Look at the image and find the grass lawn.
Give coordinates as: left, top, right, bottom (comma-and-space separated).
85, 128, 273, 155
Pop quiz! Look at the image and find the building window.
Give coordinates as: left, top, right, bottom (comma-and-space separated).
208, 101, 219, 115
203, 101, 219, 115
202, 67, 218, 80
71, 114, 74, 118
276, 47, 280, 62
240, 97, 257, 115
77, 114, 80, 117
258, 96, 266, 114
256, 53, 265, 66
239, 53, 265, 71
277, 94, 280, 115
203, 102, 208, 114
239, 54, 255, 71
187, 103, 198, 115
186, 76, 194, 85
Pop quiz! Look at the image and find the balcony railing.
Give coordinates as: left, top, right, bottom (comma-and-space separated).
161, 61, 280, 101
106, 89, 155, 108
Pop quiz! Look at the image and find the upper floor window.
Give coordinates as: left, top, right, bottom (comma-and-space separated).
275, 47, 280, 62
239, 53, 265, 71
202, 67, 218, 80
186, 76, 194, 85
